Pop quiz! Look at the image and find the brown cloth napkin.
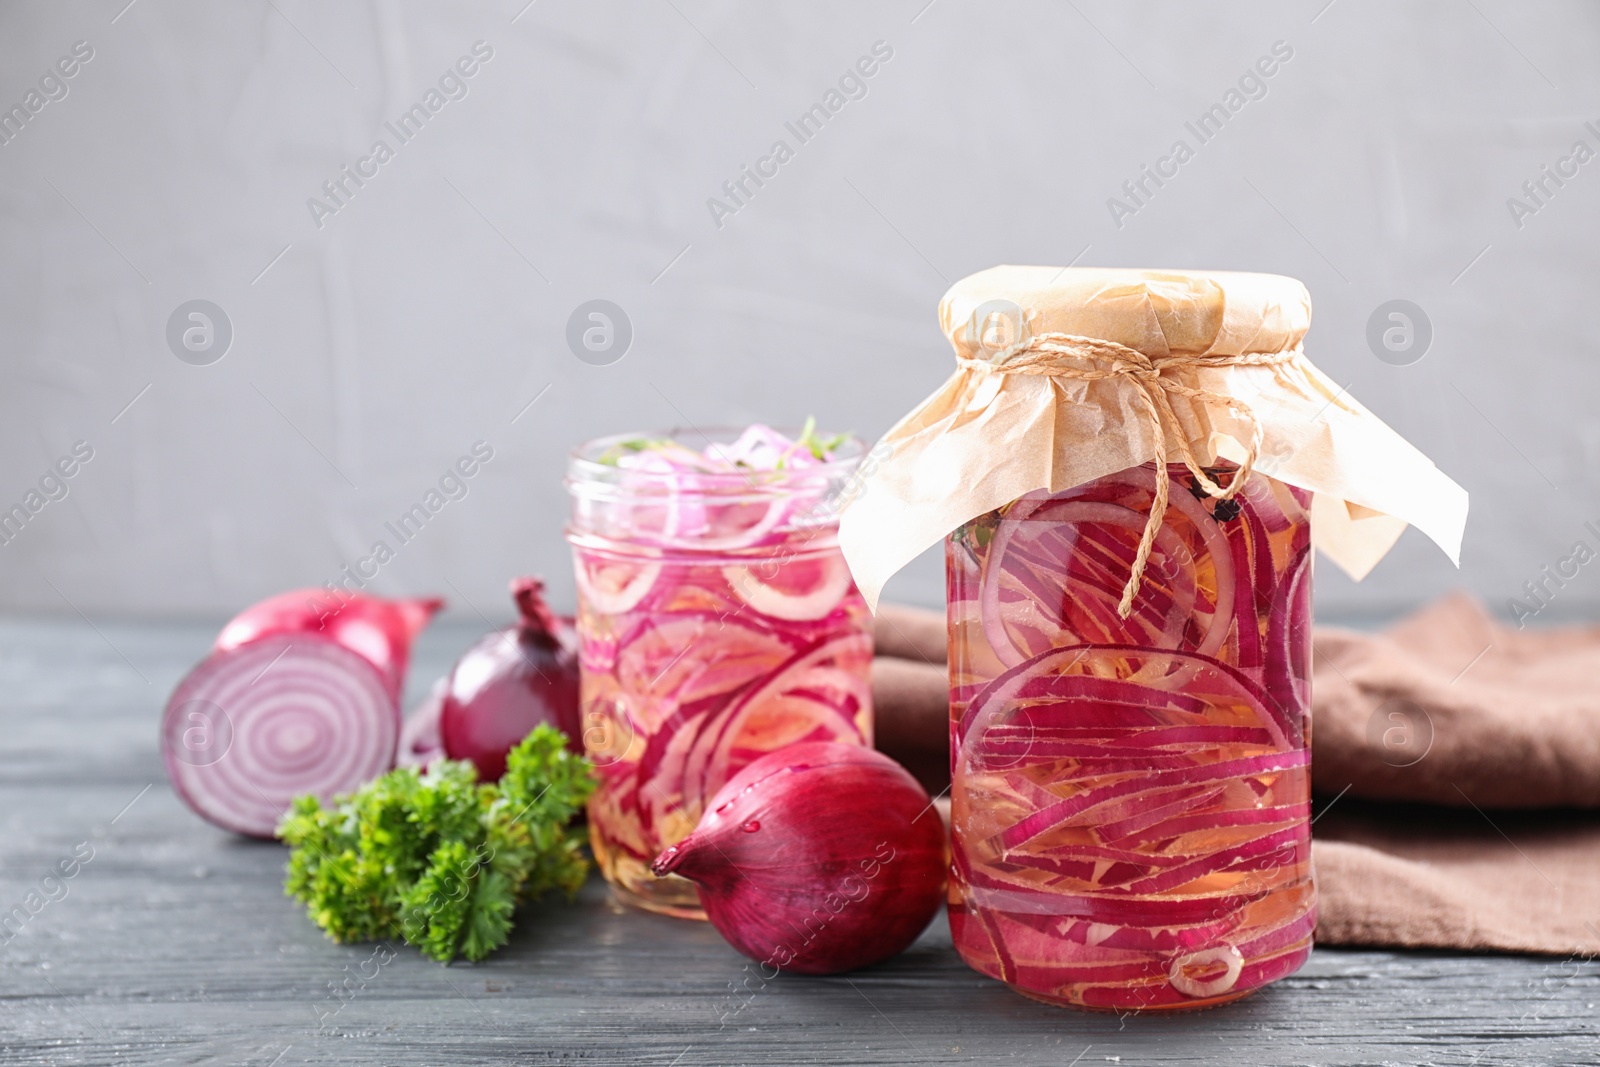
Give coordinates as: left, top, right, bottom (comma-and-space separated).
869, 597, 1600, 957
1313, 591, 1600, 809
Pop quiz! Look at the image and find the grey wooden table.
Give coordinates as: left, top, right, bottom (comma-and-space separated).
2, 618, 1597, 1067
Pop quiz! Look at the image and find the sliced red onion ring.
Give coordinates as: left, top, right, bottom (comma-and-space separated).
1167, 944, 1244, 999
1232, 907, 1317, 960
959, 646, 1298, 753
1053, 914, 1245, 955
573, 551, 662, 615
1265, 547, 1312, 718
978, 490, 1225, 668
996, 752, 1307, 850
1102, 823, 1309, 896
689, 634, 873, 803
722, 552, 853, 622
1094, 786, 1229, 843
1121, 802, 1305, 846
1003, 841, 1205, 872
616, 613, 799, 720
960, 880, 1265, 926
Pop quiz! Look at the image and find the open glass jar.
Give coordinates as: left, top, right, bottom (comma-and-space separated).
565, 428, 874, 917
946, 461, 1313, 1010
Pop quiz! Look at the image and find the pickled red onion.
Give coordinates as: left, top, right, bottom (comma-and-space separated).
947, 462, 1313, 1010
586, 423, 846, 554
723, 553, 853, 622
975, 466, 1239, 671
569, 423, 873, 914
573, 554, 662, 615
1168, 945, 1244, 998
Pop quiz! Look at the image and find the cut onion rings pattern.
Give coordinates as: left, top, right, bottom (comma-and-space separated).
161, 635, 398, 839
976, 468, 1238, 670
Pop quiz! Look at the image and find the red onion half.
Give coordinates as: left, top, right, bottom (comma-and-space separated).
163, 590, 441, 837
651, 742, 945, 975
439, 577, 582, 781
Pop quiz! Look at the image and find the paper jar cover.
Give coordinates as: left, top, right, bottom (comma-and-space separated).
838, 266, 1469, 612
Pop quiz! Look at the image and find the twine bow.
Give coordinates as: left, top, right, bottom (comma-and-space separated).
958, 332, 1298, 619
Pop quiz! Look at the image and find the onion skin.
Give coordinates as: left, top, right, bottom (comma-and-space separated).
214, 588, 443, 701
651, 742, 945, 975
439, 577, 582, 781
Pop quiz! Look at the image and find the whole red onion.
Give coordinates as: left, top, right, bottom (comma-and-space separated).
651, 742, 946, 975
439, 577, 582, 781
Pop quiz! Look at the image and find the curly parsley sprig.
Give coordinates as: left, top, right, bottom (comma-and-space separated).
279, 725, 594, 963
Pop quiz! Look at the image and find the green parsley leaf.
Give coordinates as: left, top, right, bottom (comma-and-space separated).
281, 724, 595, 964
595, 437, 672, 466
793, 415, 850, 461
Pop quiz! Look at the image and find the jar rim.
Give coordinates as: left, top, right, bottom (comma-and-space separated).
565, 427, 866, 496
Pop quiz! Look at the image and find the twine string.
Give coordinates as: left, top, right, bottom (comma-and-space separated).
958, 332, 1297, 619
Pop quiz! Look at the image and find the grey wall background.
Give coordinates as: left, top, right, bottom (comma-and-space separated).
2, 0, 1597, 625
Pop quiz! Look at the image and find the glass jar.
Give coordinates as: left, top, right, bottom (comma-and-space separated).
945, 461, 1313, 1011
566, 429, 875, 918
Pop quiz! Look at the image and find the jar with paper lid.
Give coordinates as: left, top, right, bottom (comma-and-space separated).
839, 266, 1467, 1011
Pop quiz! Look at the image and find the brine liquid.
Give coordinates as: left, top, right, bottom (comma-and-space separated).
573, 539, 873, 917
946, 462, 1314, 1011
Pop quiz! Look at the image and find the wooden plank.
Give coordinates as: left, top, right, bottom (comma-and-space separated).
1, 620, 1596, 1066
